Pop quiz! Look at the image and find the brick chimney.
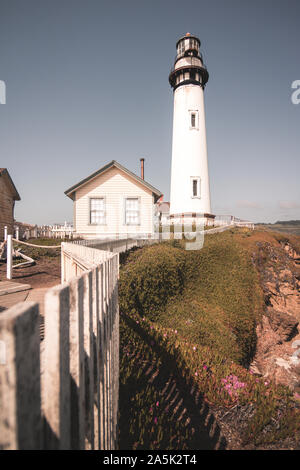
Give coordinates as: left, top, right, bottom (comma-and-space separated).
140, 158, 145, 180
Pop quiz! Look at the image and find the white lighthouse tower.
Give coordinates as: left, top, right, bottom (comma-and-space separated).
169, 33, 214, 225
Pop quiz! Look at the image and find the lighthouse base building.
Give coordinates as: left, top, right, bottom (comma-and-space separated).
169, 33, 215, 227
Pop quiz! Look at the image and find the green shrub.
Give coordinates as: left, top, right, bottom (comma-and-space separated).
119, 243, 186, 321
120, 234, 263, 365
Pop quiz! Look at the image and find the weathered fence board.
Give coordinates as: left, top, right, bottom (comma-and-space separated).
0, 302, 41, 450
83, 269, 94, 449
69, 276, 85, 450
0, 240, 119, 450
42, 285, 71, 450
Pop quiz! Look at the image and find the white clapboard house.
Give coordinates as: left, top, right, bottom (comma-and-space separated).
65, 160, 162, 239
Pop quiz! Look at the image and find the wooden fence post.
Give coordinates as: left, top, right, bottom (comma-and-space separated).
0, 302, 41, 450
106, 259, 111, 450
61, 244, 65, 283
112, 254, 119, 449
92, 266, 100, 449
108, 258, 112, 450
102, 260, 109, 449
96, 264, 104, 449
6, 234, 12, 280
83, 269, 94, 449
42, 285, 71, 449
69, 277, 85, 450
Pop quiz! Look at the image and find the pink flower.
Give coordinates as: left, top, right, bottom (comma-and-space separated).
156, 401, 159, 407
154, 417, 158, 424
193, 346, 196, 351
195, 372, 198, 376
203, 365, 208, 370
174, 330, 178, 334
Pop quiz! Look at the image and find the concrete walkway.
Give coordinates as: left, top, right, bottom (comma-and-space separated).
26, 288, 48, 316
0, 280, 31, 296
0, 287, 49, 316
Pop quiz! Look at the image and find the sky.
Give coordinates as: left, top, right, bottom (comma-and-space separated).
0, 0, 299, 225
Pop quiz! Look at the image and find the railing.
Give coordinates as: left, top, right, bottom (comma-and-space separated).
70, 237, 156, 255
12, 224, 75, 241
0, 241, 119, 450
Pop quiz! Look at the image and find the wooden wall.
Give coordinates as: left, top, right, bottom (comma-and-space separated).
74, 166, 155, 239
0, 174, 15, 240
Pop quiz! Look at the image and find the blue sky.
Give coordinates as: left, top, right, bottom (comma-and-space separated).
0, 0, 299, 224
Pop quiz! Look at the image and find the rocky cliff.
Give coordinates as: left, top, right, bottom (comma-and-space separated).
251, 240, 300, 393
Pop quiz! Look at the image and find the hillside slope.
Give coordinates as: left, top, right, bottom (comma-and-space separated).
119, 229, 300, 449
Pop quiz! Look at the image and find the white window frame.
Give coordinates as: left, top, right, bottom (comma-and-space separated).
191, 177, 201, 199
124, 197, 140, 226
189, 110, 199, 130
89, 197, 106, 225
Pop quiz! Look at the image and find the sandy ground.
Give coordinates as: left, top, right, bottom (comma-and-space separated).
0, 257, 60, 288
0, 257, 61, 314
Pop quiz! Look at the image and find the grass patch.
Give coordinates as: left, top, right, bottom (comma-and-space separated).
120, 232, 263, 366
13, 238, 63, 260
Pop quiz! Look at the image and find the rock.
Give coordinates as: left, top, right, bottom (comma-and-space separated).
256, 315, 281, 355
250, 240, 300, 391
249, 362, 262, 376
267, 309, 299, 342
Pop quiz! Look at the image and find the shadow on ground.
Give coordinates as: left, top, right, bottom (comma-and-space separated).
119, 315, 227, 450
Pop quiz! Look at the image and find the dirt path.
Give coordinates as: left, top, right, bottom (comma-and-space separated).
0, 259, 60, 332
0, 258, 60, 289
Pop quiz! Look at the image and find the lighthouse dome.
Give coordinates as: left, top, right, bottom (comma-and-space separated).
176, 33, 201, 59
169, 33, 209, 90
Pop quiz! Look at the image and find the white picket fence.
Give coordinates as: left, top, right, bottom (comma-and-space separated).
0, 242, 119, 450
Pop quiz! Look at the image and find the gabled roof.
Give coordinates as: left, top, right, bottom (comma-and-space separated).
64, 160, 162, 200
0, 168, 21, 200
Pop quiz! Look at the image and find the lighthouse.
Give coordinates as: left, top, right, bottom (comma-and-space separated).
169, 33, 214, 225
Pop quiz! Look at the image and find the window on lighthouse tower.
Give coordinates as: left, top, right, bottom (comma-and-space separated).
191, 177, 201, 198
191, 113, 196, 128
189, 110, 198, 129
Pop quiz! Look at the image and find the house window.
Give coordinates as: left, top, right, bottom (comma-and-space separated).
191, 177, 201, 198
90, 198, 105, 224
189, 110, 198, 129
125, 197, 140, 225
